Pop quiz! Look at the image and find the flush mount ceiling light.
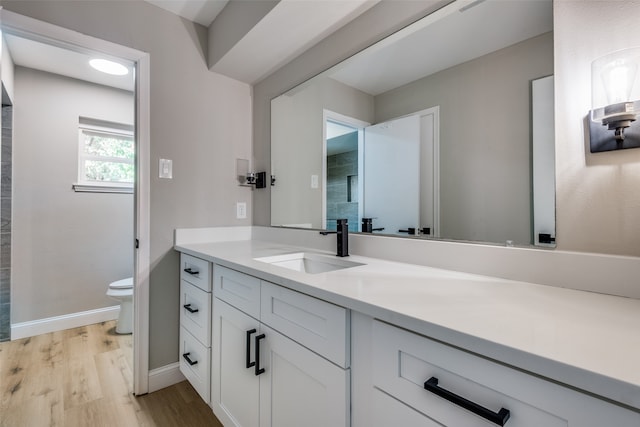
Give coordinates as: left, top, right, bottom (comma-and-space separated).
89, 58, 129, 76
589, 47, 640, 152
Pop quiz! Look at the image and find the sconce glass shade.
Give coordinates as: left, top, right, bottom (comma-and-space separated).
591, 47, 640, 126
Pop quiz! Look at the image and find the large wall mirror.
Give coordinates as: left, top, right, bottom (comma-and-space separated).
271, 0, 556, 247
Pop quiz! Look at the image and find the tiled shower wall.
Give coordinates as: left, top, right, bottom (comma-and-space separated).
0, 105, 12, 342
326, 149, 359, 233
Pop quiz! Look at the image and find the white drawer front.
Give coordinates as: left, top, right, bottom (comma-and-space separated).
371, 388, 441, 427
180, 253, 211, 292
260, 281, 349, 368
372, 320, 565, 427
180, 280, 211, 346
179, 326, 211, 403
214, 265, 261, 319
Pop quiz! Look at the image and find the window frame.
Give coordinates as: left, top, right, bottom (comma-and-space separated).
73, 117, 135, 194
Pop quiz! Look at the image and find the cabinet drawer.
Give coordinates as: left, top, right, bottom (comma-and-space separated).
214, 265, 261, 319
261, 281, 349, 368
371, 388, 441, 427
179, 326, 211, 403
180, 253, 211, 292
372, 320, 564, 427
180, 280, 211, 346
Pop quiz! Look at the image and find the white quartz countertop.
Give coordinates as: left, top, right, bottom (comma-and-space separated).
175, 239, 640, 410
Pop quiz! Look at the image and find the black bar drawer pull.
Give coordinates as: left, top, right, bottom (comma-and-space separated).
182, 352, 198, 366
255, 334, 266, 376
424, 377, 510, 426
246, 329, 256, 368
183, 303, 199, 314
183, 267, 199, 275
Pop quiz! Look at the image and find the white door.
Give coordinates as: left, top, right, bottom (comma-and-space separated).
259, 325, 349, 427
363, 115, 421, 235
211, 299, 260, 427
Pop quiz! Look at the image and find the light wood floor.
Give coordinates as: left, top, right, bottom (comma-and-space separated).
0, 321, 223, 427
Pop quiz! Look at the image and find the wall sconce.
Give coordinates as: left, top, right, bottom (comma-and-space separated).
589, 47, 640, 152
236, 159, 267, 188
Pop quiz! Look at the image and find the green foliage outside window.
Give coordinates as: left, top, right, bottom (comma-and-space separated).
82, 133, 134, 183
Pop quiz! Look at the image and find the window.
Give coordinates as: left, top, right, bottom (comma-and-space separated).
74, 117, 134, 193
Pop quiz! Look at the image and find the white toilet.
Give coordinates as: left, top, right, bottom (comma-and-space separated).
107, 277, 133, 334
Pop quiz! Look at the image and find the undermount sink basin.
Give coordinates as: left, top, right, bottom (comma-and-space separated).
254, 252, 364, 274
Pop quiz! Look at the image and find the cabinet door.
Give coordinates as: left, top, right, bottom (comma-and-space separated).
259, 325, 350, 427
211, 298, 260, 427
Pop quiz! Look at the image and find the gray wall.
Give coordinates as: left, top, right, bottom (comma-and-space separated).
12, 67, 134, 323
270, 77, 373, 228
375, 32, 553, 245
554, 0, 640, 257
1, 0, 253, 369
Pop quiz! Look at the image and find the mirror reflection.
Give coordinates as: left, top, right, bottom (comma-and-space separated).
271, 0, 556, 247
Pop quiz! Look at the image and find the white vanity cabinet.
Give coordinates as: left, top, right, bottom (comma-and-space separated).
178, 253, 212, 403
352, 314, 640, 427
211, 265, 350, 427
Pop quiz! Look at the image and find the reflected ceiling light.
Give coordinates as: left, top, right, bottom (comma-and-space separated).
589, 47, 640, 152
89, 58, 129, 76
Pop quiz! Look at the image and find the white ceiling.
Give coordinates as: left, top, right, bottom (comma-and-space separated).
329, 0, 553, 96
4, 34, 135, 91
211, 0, 379, 84
144, 0, 228, 26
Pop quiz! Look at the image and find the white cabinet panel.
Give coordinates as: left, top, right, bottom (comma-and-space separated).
371, 388, 441, 427
180, 280, 211, 346
180, 253, 212, 291
260, 281, 349, 368
179, 326, 211, 403
259, 325, 350, 427
371, 320, 640, 427
211, 298, 260, 427
214, 265, 261, 319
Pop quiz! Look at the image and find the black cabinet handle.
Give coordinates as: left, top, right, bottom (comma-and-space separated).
255, 334, 266, 376
246, 329, 256, 368
182, 352, 198, 366
183, 267, 199, 275
424, 377, 510, 426
183, 303, 199, 313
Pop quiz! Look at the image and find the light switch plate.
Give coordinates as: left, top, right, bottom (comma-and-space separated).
311, 174, 319, 189
159, 158, 172, 179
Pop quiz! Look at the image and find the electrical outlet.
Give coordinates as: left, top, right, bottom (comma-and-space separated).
236, 202, 247, 219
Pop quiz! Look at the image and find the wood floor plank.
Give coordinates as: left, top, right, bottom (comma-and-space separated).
63, 355, 103, 410
0, 320, 223, 427
0, 388, 64, 427
94, 348, 132, 398
64, 396, 140, 427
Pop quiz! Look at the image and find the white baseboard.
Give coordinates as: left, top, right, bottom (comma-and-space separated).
11, 305, 120, 340
148, 362, 185, 393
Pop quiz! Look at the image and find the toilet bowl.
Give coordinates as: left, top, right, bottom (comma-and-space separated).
107, 277, 133, 334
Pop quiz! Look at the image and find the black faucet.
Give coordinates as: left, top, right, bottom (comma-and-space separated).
319, 218, 349, 257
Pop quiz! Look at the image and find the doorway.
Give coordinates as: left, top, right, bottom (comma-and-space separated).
1, 9, 151, 395
322, 110, 369, 232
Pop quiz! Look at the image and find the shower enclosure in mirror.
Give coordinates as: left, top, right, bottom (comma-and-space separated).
271, 0, 556, 247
